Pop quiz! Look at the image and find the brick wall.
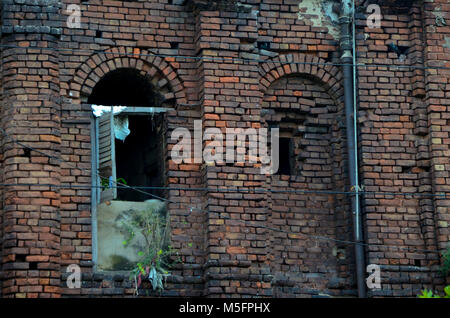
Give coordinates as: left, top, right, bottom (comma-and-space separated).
262, 73, 354, 296
0, 0, 3, 298
422, 0, 450, 289
357, 0, 449, 296
1, 29, 62, 298
0, 0, 448, 298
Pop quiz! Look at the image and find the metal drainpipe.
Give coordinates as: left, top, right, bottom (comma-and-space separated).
340, 0, 366, 298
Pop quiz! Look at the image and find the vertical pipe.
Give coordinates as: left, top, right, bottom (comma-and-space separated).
91, 115, 99, 270
340, 0, 366, 298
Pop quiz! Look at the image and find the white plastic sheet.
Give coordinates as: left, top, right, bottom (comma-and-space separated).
91, 105, 131, 141
114, 116, 131, 141
91, 105, 127, 117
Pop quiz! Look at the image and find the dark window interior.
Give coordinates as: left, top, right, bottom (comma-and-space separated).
277, 137, 293, 175
115, 115, 165, 201
89, 68, 166, 201
88, 68, 163, 107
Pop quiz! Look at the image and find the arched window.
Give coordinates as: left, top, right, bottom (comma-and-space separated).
89, 68, 172, 271
90, 68, 167, 203
263, 74, 347, 292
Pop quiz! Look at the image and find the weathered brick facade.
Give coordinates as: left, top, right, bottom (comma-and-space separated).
0, 0, 448, 298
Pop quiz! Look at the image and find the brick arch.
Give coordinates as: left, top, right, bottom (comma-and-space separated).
259, 54, 344, 105
70, 47, 187, 105
261, 55, 352, 296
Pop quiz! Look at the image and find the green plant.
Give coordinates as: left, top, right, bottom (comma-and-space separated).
101, 177, 127, 191
418, 289, 440, 298
117, 203, 173, 293
417, 286, 450, 298
440, 248, 450, 277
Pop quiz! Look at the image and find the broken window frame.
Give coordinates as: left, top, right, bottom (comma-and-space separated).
92, 106, 170, 205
